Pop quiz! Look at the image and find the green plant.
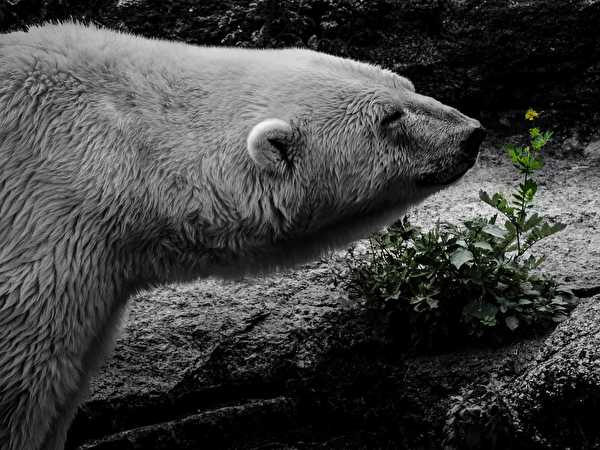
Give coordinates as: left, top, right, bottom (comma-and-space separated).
443, 376, 516, 450
479, 108, 565, 263
348, 110, 576, 348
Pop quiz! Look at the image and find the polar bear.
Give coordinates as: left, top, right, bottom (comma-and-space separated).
0, 22, 484, 450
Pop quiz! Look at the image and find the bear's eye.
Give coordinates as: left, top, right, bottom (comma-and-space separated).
381, 109, 405, 127
381, 109, 408, 146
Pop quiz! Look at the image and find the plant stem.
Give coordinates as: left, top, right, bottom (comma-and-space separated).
515, 145, 534, 260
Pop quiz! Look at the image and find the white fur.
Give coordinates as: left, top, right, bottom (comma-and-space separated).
0, 22, 481, 449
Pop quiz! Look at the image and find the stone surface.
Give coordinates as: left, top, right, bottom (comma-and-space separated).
445, 295, 600, 450
584, 140, 600, 160
505, 295, 600, 448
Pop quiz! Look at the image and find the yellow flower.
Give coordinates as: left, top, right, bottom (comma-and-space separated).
525, 109, 539, 121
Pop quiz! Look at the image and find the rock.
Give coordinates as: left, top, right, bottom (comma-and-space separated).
116, 0, 141, 7
77, 397, 300, 450
70, 266, 543, 449
584, 140, 600, 160
445, 295, 600, 450
506, 295, 600, 448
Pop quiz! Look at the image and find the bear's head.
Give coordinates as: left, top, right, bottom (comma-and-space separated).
154, 49, 484, 276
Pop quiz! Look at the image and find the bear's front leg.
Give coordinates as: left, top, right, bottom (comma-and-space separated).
0, 349, 85, 450
0, 295, 128, 450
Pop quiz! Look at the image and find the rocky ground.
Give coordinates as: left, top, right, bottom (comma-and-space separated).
64, 126, 600, 449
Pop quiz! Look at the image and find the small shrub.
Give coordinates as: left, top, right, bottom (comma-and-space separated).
443, 377, 516, 450
348, 110, 577, 349
479, 108, 563, 261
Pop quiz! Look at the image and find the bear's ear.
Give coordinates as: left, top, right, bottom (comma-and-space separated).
247, 118, 294, 172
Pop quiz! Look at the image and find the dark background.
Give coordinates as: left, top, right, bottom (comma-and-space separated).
2, 0, 600, 130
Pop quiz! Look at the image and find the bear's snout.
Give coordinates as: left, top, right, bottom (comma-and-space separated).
415, 122, 485, 187
461, 127, 486, 159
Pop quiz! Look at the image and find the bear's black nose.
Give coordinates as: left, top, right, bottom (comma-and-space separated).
461, 127, 487, 158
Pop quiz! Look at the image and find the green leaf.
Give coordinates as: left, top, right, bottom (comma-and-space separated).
523, 213, 543, 231
473, 241, 493, 251
505, 143, 520, 158
480, 191, 515, 216
479, 190, 492, 204
526, 222, 566, 246
556, 286, 575, 298
450, 248, 474, 269
521, 179, 538, 199
524, 289, 541, 297
427, 297, 439, 309
456, 239, 468, 248
529, 157, 544, 170
464, 302, 499, 321
482, 224, 507, 239
505, 316, 520, 331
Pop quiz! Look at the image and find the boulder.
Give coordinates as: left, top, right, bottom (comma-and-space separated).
445, 295, 600, 450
